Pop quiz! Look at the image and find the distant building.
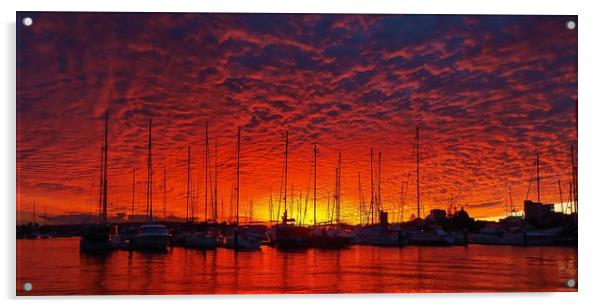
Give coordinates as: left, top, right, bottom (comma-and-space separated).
524, 200, 553, 222
379, 210, 389, 225
420, 207, 483, 232
523, 200, 569, 228
428, 209, 447, 223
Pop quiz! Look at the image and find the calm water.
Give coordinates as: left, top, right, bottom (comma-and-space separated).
17, 238, 577, 295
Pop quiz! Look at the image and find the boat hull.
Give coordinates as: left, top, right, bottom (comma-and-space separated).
308, 235, 351, 249
133, 235, 170, 251
79, 238, 114, 252
185, 232, 218, 249
274, 238, 308, 249
408, 230, 454, 246
272, 224, 311, 249
80, 225, 114, 252
352, 226, 407, 247
223, 233, 262, 250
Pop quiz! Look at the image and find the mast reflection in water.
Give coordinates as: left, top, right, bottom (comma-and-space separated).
17, 238, 576, 295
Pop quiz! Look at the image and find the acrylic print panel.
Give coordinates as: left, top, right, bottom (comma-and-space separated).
16, 12, 577, 295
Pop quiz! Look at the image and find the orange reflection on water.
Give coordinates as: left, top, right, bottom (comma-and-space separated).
17, 238, 577, 295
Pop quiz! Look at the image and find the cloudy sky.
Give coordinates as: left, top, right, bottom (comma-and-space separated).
17, 13, 577, 224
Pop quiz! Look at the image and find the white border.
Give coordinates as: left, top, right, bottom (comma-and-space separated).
2, 1, 601, 308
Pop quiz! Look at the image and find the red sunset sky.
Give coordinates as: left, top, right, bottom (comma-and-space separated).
16, 13, 577, 224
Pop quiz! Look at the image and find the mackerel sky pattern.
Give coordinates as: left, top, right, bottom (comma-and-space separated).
17, 13, 577, 223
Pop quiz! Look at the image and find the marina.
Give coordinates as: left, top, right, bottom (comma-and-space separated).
17, 114, 578, 252
15, 12, 579, 296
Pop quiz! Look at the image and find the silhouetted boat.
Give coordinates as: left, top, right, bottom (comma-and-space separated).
18, 223, 41, 239
133, 224, 171, 250
221, 127, 262, 250
308, 226, 352, 248
353, 224, 407, 247
272, 211, 311, 249
80, 111, 114, 252
171, 229, 189, 247
351, 150, 407, 247
184, 122, 219, 249
111, 225, 137, 250
222, 226, 263, 250
305, 149, 352, 249
186, 230, 218, 249
468, 152, 577, 247
80, 224, 113, 251
131, 119, 170, 251
468, 228, 525, 245
110, 168, 139, 250
408, 228, 454, 246
268, 132, 313, 249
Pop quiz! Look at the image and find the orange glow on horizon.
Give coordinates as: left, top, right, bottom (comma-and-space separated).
16, 13, 577, 224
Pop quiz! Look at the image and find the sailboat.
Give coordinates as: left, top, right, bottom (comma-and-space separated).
40, 205, 50, 239
185, 123, 218, 249
133, 119, 171, 251
112, 167, 138, 250
171, 144, 195, 247
222, 127, 263, 249
269, 131, 312, 249
352, 149, 407, 247
308, 150, 351, 248
80, 110, 114, 252
406, 127, 453, 246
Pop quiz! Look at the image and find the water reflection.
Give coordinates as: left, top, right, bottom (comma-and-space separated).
17, 238, 577, 295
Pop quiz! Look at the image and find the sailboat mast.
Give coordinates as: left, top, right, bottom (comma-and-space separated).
536, 153, 540, 203
334, 168, 338, 225
358, 172, 362, 225
205, 121, 209, 222
568, 182, 574, 214
163, 167, 166, 222
336, 152, 341, 225
131, 168, 136, 224
102, 111, 109, 224
416, 127, 420, 220
214, 138, 218, 222
508, 185, 515, 215
229, 183, 234, 223
269, 188, 273, 226
378, 151, 382, 216
98, 141, 104, 224
236, 127, 241, 225
193, 180, 198, 222
571, 145, 577, 213
558, 179, 564, 215
290, 185, 295, 222
399, 180, 405, 223
146, 119, 153, 224
370, 148, 374, 224
313, 145, 317, 227
284, 131, 289, 219
186, 145, 191, 222
326, 191, 330, 223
